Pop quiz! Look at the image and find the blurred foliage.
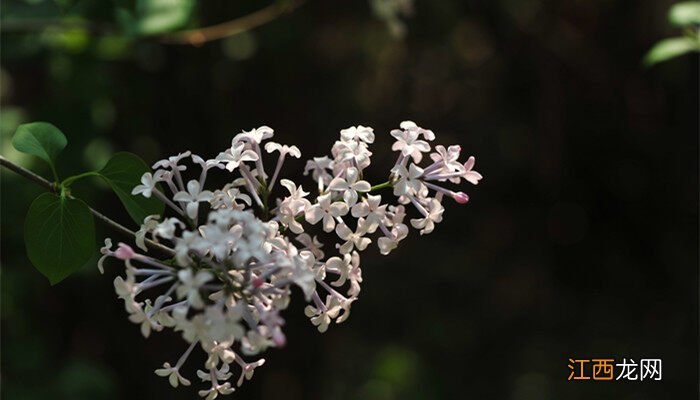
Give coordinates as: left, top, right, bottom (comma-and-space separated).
1, 1, 698, 399
644, 2, 700, 66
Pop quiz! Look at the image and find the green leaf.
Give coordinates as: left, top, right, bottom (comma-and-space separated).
98, 152, 164, 224
135, 0, 195, 35
25, 193, 95, 285
668, 2, 700, 27
644, 36, 700, 66
12, 122, 67, 175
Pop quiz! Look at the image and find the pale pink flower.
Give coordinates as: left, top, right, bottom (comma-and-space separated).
216, 143, 258, 172
350, 194, 387, 233
463, 156, 483, 185
327, 167, 371, 206
410, 198, 444, 235
335, 218, 372, 254
391, 121, 432, 162
305, 193, 349, 232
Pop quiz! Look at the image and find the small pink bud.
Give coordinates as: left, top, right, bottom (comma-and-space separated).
252, 277, 265, 288
272, 329, 287, 347
114, 243, 136, 260
454, 192, 470, 204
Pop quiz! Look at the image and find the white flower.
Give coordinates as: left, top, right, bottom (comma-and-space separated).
279, 179, 311, 211
391, 121, 432, 162
177, 269, 214, 309
134, 215, 160, 251
192, 154, 225, 171
174, 180, 215, 219
327, 251, 362, 296
98, 238, 112, 273
327, 167, 371, 206
236, 359, 265, 387
114, 275, 139, 313
241, 330, 273, 356
295, 233, 325, 259
400, 120, 435, 140
264, 142, 302, 158
211, 184, 251, 210
129, 300, 163, 338
332, 140, 372, 171
429, 144, 465, 182
197, 363, 233, 382
340, 125, 375, 143
304, 296, 341, 333
463, 156, 483, 185
335, 218, 372, 254
393, 164, 425, 197
153, 151, 191, 171
233, 126, 274, 145
202, 339, 237, 369
410, 198, 444, 235
131, 172, 159, 198
377, 223, 408, 255
216, 143, 258, 172
155, 362, 191, 387
105, 121, 482, 397
350, 194, 386, 233
385, 204, 406, 226
198, 381, 235, 399
290, 251, 317, 300
304, 156, 334, 188
153, 217, 184, 241
305, 193, 349, 232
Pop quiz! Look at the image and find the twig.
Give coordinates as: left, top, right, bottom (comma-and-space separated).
0, 1, 306, 46
0, 155, 175, 256
160, 0, 307, 46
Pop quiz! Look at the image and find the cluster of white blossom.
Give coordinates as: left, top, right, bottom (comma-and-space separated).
98, 121, 481, 398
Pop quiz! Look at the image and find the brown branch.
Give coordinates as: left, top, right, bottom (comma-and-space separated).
160, 0, 307, 46
0, 155, 175, 256
1, 1, 306, 46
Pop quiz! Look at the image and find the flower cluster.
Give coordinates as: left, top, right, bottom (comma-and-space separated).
98, 121, 481, 397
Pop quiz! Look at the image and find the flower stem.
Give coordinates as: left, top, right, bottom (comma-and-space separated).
368, 180, 393, 192
0, 155, 175, 256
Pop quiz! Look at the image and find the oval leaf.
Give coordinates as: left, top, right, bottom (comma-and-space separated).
669, 2, 700, 27
135, 0, 195, 35
12, 122, 68, 165
25, 193, 96, 285
644, 37, 699, 66
99, 152, 164, 224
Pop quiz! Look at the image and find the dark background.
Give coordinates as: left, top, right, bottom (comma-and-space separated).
1, 1, 697, 399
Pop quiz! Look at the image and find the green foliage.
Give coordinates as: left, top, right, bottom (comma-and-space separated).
669, 2, 700, 27
24, 193, 96, 285
117, 0, 195, 36
645, 1, 700, 66
644, 36, 700, 66
9, 123, 164, 284
12, 122, 67, 178
98, 152, 164, 224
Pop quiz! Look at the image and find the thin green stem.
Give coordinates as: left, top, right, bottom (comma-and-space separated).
62, 171, 101, 187
49, 164, 59, 183
368, 180, 393, 192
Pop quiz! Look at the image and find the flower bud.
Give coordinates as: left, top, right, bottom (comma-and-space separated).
252, 277, 265, 288
272, 328, 287, 347
453, 192, 470, 204
115, 243, 136, 260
